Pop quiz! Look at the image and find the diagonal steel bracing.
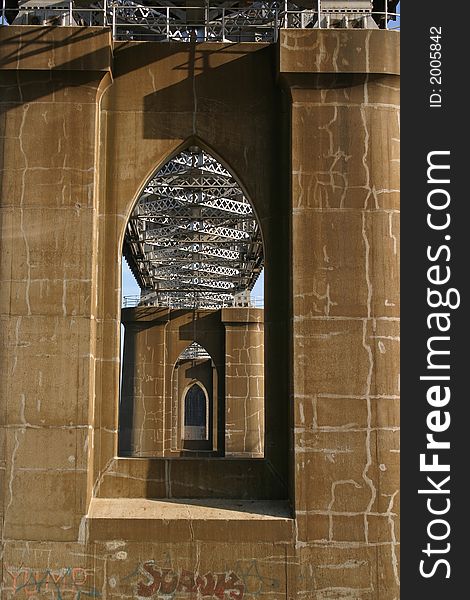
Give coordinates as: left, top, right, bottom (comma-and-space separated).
123, 146, 263, 309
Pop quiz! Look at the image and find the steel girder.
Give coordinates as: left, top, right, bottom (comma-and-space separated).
178, 342, 211, 361
123, 146, 263, 309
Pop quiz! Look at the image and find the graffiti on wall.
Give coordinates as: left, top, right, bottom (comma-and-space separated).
132, 562, 244, 599
4, 567, 100, 600
3, 559, 281, 599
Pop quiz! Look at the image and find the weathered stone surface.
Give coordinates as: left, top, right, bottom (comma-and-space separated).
0, 27, 399, 599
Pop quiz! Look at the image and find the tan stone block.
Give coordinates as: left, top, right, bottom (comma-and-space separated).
98, 473, 167, 500
0, 464, 5, 508
94, 358, 119, 430
294, 395, 316, 428
293, 211, 369, 317
5, 315, 92, 426
364, 212, 400, 318
332, 514, 366, 543
222, 307, 264, 324
14, 71, 105, 104
7, 102, 96, 172
21, 166, 95, 209
7, 206, 94, 285
94, 426, 116, 473
96, 318, 121, 363
371, 397, 400, 429
0, 26, 111, 71
291, 107, 363, 206
94, 540, 288, 599
0, 77, 23, 104
291, 98, 399, 211
296, 387, 399, 436
316, 397, 369, 429
367, 514, 399, 545
227, 363, 264, 377
95, 215, 126, 319
296, 514, 330, 542
96, 458, 166, 498
366, 319, 400, 397
9, 277, 92, 318
295, 430, 371, 512
226, 406, 264, 456
5, 427, 88, 471
367, 108, 400, 207
293, 79, 367, 106
298, 545, 375, 592
293, 319, 370, 396
225, 430, 245, 455
226, 376, 264, 400
376, 543, 400, 600
0, 209, 13, 314
3, 470, 87, 541
305, 74, 399, 109
0, 427, 6, 465
372, 432, 400, 514
130, 424, 164, 457
226, 341, 263, 366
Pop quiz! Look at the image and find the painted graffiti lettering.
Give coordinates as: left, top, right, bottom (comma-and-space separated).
4, 567, 100, 599
136, 562, 244, 599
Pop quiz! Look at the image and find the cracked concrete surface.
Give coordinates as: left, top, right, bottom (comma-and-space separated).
1, 27, 399, 600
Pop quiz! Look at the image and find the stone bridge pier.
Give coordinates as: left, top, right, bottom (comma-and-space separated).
0, 25, 399, 600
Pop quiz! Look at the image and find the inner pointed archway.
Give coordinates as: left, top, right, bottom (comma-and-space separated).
184, 383, 208, 441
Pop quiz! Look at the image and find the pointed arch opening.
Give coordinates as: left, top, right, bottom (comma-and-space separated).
119, 143, 265, 460
171, 341, 217, 455
184, 383, 207, 440
122, 143, 264, 310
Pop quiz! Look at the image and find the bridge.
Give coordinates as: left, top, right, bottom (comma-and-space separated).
3, 1, 400, 41
0, 3, 400, 598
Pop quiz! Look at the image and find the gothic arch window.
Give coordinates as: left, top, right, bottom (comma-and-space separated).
172, 341, 216, 454
123, 144, 263, 309
183, 383, 208, 441
119, 143, 266, 461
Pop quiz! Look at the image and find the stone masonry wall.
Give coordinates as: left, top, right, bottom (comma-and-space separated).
0, 26, 399, 599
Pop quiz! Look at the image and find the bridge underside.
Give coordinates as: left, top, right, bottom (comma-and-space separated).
124, 145, 263, 309
5, 1, 400, 40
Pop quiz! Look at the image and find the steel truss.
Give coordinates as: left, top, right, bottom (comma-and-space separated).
7, 2, 400, 37
124, 146, 263, 309
178, 342, 211, 361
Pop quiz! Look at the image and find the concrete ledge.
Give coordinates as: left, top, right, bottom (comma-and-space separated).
221, 307, 264, 323
279, 29, 400, 75
88, 498, 294, 542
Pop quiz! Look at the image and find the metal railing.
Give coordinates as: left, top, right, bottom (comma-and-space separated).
122, 294, 264, 308
1, 2, 400, 40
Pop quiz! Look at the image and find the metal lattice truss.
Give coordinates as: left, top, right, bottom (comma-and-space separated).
178, 342, 211, 361
8, 1, 399, 35
124, 146, 263, 309
111, 1, 284, 42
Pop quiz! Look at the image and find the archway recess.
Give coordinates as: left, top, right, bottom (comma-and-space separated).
183, 382, 209, 441
123, 144, 264, 309
119, 144, 265, 458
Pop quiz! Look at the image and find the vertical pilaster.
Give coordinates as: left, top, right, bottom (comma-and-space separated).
223, 308, 265, 457
280, 29, 400, 599
119, 308, 169, 456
